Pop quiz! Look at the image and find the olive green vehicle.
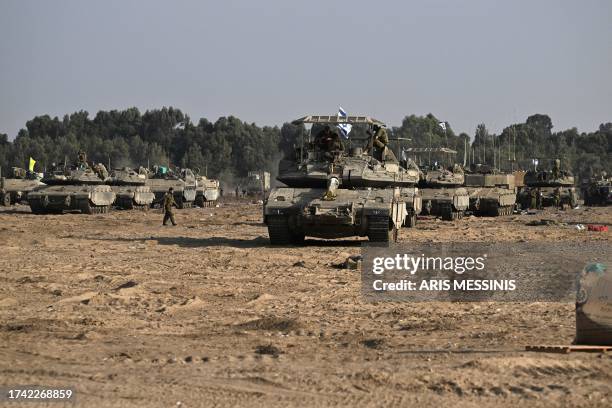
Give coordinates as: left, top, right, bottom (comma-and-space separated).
28, 161, 115, 214
265, 115, 422, 244
517, 159, 577, 209
582, 174, 612, 206
145, 166, 197, 208
464, 165, 517, 216
404, 148, 469, 221
195, 174, 220, 207
0, 167, 44, 206
109, 167, 155, 210
244, 171, 271, 197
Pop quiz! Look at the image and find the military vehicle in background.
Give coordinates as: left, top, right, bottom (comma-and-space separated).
195, 174, 220, 207
517, 159, 577, 209
0, 167, 44, 206
582, 173, 612, 206
145, 166, 197, 208
27, 155, 115, 214
265, 115, 422, 244
403, 147, 469, 221
244, 171, 270, 197
464, 164, 517, 216
109, 167, 155, 210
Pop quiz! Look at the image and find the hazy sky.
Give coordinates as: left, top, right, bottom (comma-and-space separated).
1, 0, 610, 139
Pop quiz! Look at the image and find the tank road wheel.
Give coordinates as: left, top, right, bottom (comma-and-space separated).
367, 216, 392, 243
1, 192, 11, 206
267, 215, 292, 245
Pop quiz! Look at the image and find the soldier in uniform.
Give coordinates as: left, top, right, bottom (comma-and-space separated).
162, 187, 177, 226
77, 151, 87, 169
315, 126, 344, 160
536, 187, 542, 209
553, 187, 561, 209
530, 188, 537, 209
365, 124, 394, 162
552, 159, 561, 179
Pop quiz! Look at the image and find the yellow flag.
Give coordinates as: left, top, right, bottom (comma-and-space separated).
29, 157, 36, 172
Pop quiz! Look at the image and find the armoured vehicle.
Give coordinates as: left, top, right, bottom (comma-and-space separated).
517, 159, 577, 209
145, 166, 197, 208
0, 167, 44, 206
265, 115, 422, 244
404, 148, 469, 220
109, 167, 155, 209
582, 174, 612, 206
244, 171, 270, 196
27, 158, 115, 214
195, 174, 220, 207
464, 165, 517, 216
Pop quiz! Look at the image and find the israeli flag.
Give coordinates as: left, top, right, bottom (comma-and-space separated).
337, 106, 352, 139
438, 121, 446, 131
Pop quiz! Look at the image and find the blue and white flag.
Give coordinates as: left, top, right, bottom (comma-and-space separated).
337, 106, 352, 139
438, 121, 446, 131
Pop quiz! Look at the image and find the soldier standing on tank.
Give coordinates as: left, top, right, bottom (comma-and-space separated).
162, 187, 177, 226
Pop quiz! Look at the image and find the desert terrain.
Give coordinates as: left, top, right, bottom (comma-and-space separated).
0, 201, 611, 407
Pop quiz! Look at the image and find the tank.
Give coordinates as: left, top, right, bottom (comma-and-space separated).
0, 167, 44, 206
264, 115, 422, 244
464, 165, 517, 216
417, 164, 469, 221
582, 174, 612, 206
109, 167, 155, 209
145, 166, 197, 208
27, 158, 115, 214
195, 175, 220, 207
517, 159, 577, 209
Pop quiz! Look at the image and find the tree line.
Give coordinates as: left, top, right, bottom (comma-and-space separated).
0, 107, 609, 183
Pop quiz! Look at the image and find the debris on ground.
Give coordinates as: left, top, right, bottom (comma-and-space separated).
587, 224, 609, 232
332, 255, 362, 269
526, 219, 566, 226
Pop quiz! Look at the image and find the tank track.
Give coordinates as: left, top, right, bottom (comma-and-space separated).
79, 200, 111, 215
267, 215, 304, 245
367, 216, 392, 243
489, 205, 514, 216
175, 198, 195, 209
29, 199, 47, 214
441, 205, 464, 221
403, 210, 417, 228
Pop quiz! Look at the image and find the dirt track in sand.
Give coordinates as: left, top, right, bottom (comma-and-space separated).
0, 202, 611, 407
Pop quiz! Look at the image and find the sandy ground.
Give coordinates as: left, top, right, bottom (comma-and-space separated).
0, 201, 611, 407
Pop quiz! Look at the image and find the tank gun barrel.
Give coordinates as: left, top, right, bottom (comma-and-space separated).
323, 176, 340, 200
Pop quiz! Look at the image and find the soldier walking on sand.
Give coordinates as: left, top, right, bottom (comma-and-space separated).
163, 187, 177, 226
